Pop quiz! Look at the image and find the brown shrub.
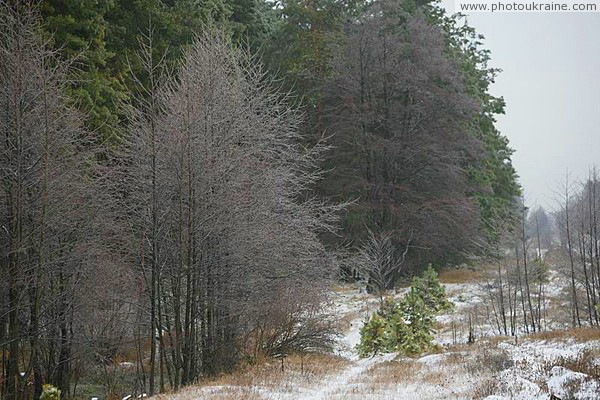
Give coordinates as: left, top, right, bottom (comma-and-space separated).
464, 348, 513, 376
204, 352, 348, 388
472, 378, 498, 399
552, 349, 600, 380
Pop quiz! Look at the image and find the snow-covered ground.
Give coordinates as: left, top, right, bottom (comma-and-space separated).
488, 340, 600, 400
160, 271, 600, 400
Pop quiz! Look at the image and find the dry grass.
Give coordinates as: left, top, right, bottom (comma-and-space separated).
365, 359, 422, 384
466, 348, 513, 375
338, 310, 360, 331
156, 353, 349, 400
359, 359, 423, 396
183, 387, 265, 400
551, 348, 600, 379
439, 351, 469, 367
444, 335, 512, 353
207, 353, 349, 388
442, 339, 513, 378
360, 354, 483, 398
421, 369, 446, 385
525, 327, 600, 343
472, 378, 498, 399
154, 381, 267, 400
332, 284, 358, 293
533, 346, 600, 400
438, 268, 485, 284
364, 354, 464, 386
485, 335, 514, 347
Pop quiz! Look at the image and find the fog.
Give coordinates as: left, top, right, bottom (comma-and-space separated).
438, 5, 600, 210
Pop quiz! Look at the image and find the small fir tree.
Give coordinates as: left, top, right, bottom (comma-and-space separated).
358, 313, 388, 357
391, 288, 436, 355
413, 264, 454, 313
358, 266, 453, 357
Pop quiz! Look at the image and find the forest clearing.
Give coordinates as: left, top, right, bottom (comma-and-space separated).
151, 262, 600, 400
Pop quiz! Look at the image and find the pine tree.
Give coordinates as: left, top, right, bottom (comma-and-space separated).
358, 313, 388, 357
41, 0, 128, 142
391, 288, 436, 355
413, 264, 454, 313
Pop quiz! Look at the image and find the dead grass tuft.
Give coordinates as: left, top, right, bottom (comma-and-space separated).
472, 378, 498, 399
421, 369, 445, 385
484, 335, 513, 347
159, 352, 349, 400
525, 327, 600, 343
366, 359, 422, 384
441, 351, 467, 366
444, 335, 511, 354
552, 349, 600, 380
464, 347, 513, 376
338, 310, 360, 333
189, 387, 265, 400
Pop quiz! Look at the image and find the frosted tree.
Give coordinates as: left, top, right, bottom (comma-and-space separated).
122, 29, 344, 389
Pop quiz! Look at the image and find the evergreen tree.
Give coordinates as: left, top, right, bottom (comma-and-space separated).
412, 264, 454, 313
358, 265, 451, 357
358, 313, 388, 357
263, 0, 358, 134
40, 0, 270, 144
40, 0, 128, 142
388, 288, 436, 355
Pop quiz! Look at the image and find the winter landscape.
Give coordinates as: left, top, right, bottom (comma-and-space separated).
155, 259, 600, 400
1, 1, 599, 400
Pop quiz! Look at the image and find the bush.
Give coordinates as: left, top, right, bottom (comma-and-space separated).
358, 291, 437, 357
40, 385, 60, 400
358, 266, 452, 357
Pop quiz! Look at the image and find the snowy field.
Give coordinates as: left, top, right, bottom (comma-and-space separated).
158, 269, 600, 400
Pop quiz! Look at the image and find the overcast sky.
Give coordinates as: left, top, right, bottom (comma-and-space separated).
437, 5, 600, 210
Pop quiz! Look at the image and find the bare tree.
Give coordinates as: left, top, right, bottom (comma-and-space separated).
1, 6, 346, 399
320, 0, 484, 275
356, 229, 411, 300
518, 197, 537, 332
554, 171, 581, 327
559, 168, 600, 327
0, 3, 130, 399
121, 29, 345, 389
